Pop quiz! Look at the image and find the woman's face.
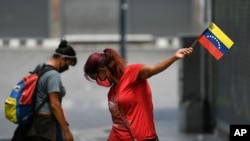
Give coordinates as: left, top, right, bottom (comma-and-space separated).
92, 67, 113, 87
88, 67, 105, 80
97, 68, 107, 80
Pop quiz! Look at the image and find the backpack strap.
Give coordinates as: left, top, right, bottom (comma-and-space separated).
31, 63, 56, 76
31, 64, 56, 113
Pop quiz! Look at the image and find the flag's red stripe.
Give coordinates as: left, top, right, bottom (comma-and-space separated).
198, 35, 223, 60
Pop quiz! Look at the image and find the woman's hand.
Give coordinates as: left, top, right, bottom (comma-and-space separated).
175, 47, 193, 59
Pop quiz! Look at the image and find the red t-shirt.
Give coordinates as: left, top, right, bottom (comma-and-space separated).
107, 64, 156, 141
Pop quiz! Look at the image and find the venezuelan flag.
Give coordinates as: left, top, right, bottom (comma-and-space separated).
198, 22, 234, 60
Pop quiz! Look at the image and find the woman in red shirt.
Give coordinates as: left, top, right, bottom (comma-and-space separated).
83, 47, 193, 141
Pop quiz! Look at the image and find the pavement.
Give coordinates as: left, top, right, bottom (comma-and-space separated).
73, 110, 225, 141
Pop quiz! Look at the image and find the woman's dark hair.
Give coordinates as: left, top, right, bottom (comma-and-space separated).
54, 39, 77, 66
84, 48, 126, 81
103, 48, 126, 80
84, 53, 104, 80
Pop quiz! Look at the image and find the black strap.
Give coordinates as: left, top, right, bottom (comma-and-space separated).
31, 64, 56, 113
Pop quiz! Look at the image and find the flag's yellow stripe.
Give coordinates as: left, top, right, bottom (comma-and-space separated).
208, 22, 234, 49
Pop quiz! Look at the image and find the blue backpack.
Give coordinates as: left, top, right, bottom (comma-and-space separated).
5, 64, 54, 125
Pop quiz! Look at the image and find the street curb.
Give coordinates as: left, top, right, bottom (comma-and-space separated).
0, 38, 60, 49
0, 35, 180, 49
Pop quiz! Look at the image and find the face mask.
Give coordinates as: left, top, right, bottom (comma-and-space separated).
59, 65, 69, 73
96, 77, 112, 87
59, 59, 69, 73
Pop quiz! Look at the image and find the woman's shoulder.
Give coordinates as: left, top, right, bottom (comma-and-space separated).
124, 64, 144, 75
126, 63, 144, 70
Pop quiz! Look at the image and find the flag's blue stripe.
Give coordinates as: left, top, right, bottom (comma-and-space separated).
203, 29, 229, 54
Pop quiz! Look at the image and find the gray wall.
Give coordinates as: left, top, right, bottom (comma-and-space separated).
0, 0, 197, 38
211, 0, 250, 137
128, 0, 195, 36
61, 0, 196, 37
61, 0, 119, 35
0, 0, 52, 38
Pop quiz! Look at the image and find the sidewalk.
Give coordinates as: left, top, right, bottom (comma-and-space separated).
155, 120, 223, 141
74, 121, 224, 141
73, 111, 224, 141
